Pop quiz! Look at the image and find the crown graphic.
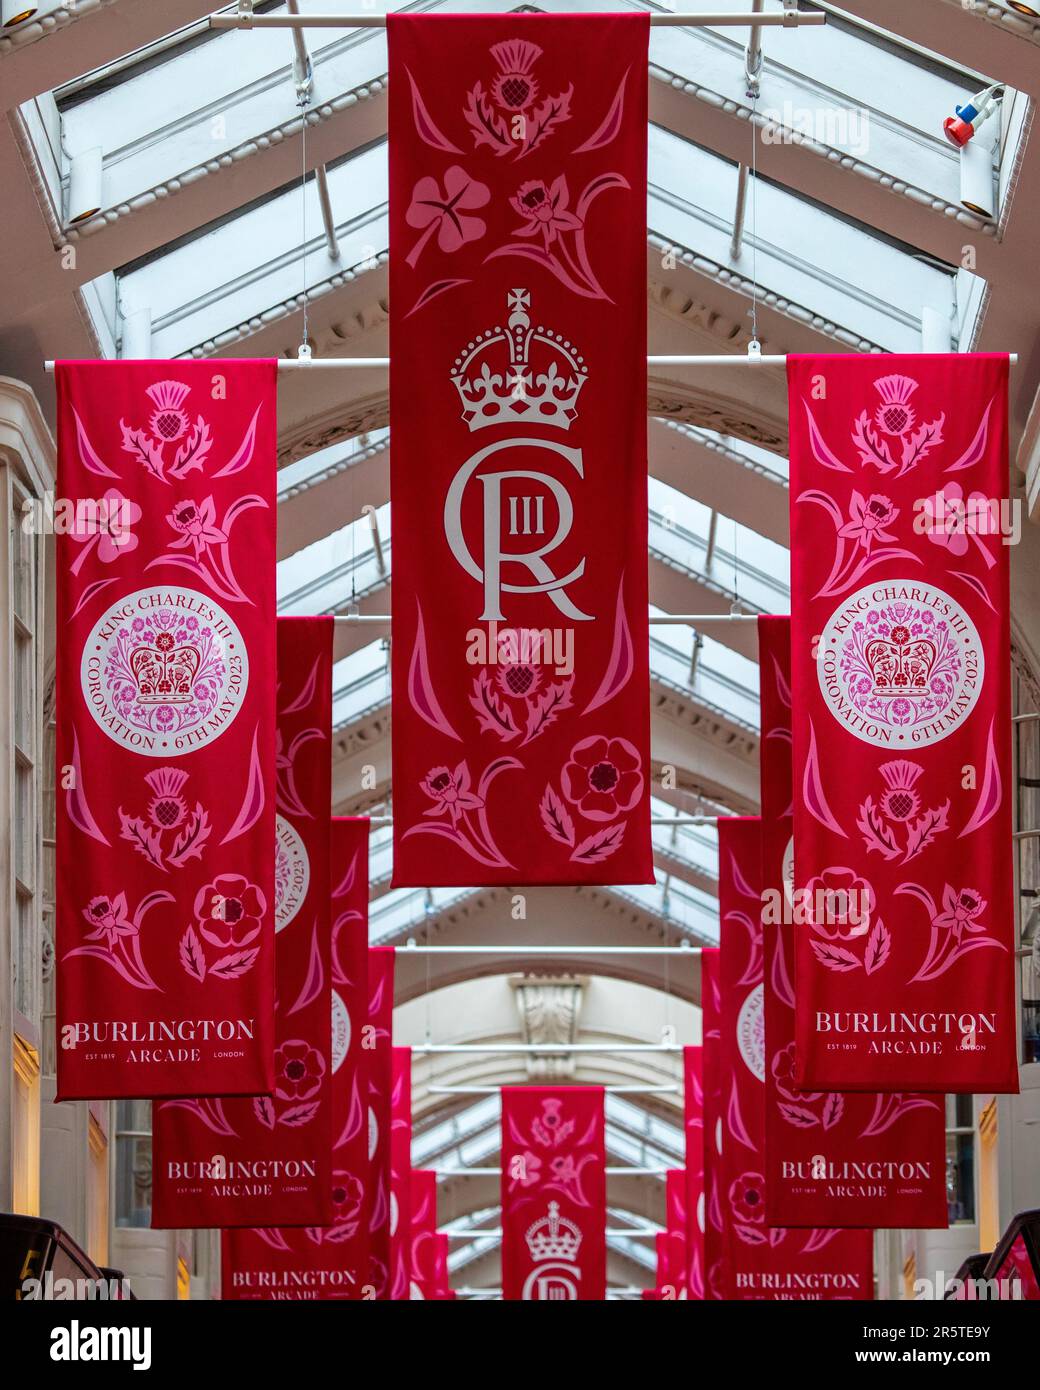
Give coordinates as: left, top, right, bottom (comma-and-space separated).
525, 1201, 582, 1263
864, 625, 937, 697
129, 631, 201, 704
450, 289, 588, 432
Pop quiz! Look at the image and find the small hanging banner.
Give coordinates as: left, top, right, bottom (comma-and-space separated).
788, 354, 1016, 1092
410, 1169, 440, 1299
718, 818, 875, 1300
54, 359, 277, 1101
433, 1234, 455, 1300
366, 945, 396, 1298
662, 1169, 689, 1299
700, 948, 726, 1301
390, 1047, 413, 1300
501, 1086, 606, 1300
683, 1045, 705, 1299
758, 617, 949, 1230
220, 816, 372, 1299
387, 13, 653, 887
152, 617, 333, 1229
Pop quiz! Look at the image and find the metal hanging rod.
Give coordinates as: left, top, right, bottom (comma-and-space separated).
435, 1165, 667, 1176
442, 1227, 659, 1238
370, 817, 716, 829
400, 943, 703, 954
329, 612, 762, 626
412, 1042, 683, 1053
427, 1083, 680, 1095
211, 11, 829, 33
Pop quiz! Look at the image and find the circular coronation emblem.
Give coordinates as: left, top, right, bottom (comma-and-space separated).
736, 983, 765, 1082
817, 581, 983, 749
368, 1106, 379, 1162
782, 836, 795, 910
274, 814, 310, 932
331, 989, 351, 1075
80, 585, 248, 756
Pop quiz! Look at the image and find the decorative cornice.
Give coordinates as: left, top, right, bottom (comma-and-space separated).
0, 0, 117, 58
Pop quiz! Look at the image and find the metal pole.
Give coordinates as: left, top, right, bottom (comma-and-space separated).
370, 817, 716, 830
398, 943, 703, 954
427, 1083, 680, 1095
443, 1227, 659, 1238
43, 353, 1019, 371
412, 1043, 683, 1054
325, 612, 763, 625
435, 1165, 667, 1176
210, 11, 829, 32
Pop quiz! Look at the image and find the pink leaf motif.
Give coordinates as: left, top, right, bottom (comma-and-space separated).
521, 678, 574, 745
803, 722, 848, 838
803, 401, 852, 473
540, 784, 576, 848
517, 86, 573, 157
851, 412, 896, 473
899, 415, 944, 476
179, 926, 206, 983
946, 395, 996, 473
283, 655, 322, 715
167, 805, 211, 868
727, 1076, 755, 1151
950, 568, 997, 614
209, 948, 260, 980
220, 724, 266, 843
802, 1228, 840, 1254
169, 417, 212, 479
959, 719, 1002, 839
570, 822, 625, 864
778, 1102, 820, 1129
463, 83, 512, 155
409, 603, 461, 741
119, 421, 166, 481
212, 404, 264, 479
733, 1222, 768, 1247
406, 67, 462, 153
406, 279, 470, 318
903, 802, 950, 862
69, 576, 119, 622
470, 669, 520, 741
253, 1096, 276, 1130
809, 939, 862, 973
119, 812, 166, 871
770, 927, 795, 1010
583, 575, 634, 715
821, 1093, 845, 1131
856, 798, 901, 861
863, 919, 891, 976
66, 730, 110, 846
72, 408, 120, 478
279, 1101, 321, 1128
288, 922, 324, 1016
574, 68, 629, 153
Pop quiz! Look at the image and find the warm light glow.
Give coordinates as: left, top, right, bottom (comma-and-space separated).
67, 205, 102, 224
1005, 1, 1040, 17
2, 6, 39, 25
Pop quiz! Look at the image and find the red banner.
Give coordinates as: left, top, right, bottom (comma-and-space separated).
700, 948, 726, 1301
390, 1047, 413, 1300
432, 1234, 454, 1300
387, 13, 653, 887
660, 1170, 688, 1299
683, 1045, 705, 1298
788, 354, 1016, 1092
54, 359, 276, 1100
366, 946, 395, 1297
718, 818, 874, 1300
501, 1086, 606, 1300
410, 1169, 439, 1299
758, 617, 948, 1229
220, 816, 371, 1299
151, 618, 332, 1228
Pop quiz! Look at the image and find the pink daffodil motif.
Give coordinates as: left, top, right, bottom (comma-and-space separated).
837, 492, 899, 553
420, 763, 485, 824
510, 175, 583, 250
166, 496, 228, 561
406, 166, 490, 268
82, 893, 138, 950
68, 488, 142, 577
919, 482, 998, 569
933, 885, 987, 942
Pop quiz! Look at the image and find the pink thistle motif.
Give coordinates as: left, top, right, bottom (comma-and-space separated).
82, 893, 138, 950
510, 175, 583, 250
877, 759, 923, 822
496, 661, 542, 699
146, 380, 192, 442
836, 492, 899, 553
274, 1040, 325, 1102
560, 735, 643, 823
873, 374, 918, 436
489, 39, 541, 112
166, 496, 229, 560
420, 763, 485, 824
144, 766, 189, 830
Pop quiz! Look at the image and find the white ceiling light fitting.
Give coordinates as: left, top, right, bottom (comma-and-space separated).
65, 145, 103, 225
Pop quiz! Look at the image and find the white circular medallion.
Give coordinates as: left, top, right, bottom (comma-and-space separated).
782, 835, 795, 909
331, 989, 350, 1075
79, 585, 248, 756
736, 983, 765, 1082
817, 581, 983, 749
368, 1105, 379, 1161
274, 814, 310, 932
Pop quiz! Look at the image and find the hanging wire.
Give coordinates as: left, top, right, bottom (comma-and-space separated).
299, 94, 310, 357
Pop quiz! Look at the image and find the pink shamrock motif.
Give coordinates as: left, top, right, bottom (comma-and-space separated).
918, 482, 998, 568
68, 488, 141, 576
406, 166, 489, 267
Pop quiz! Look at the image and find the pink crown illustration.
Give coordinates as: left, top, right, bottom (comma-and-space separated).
451, 289, 588, 432
129, 630, 201, 704
864, 625, 937, 697
525, 1201, 582, 1263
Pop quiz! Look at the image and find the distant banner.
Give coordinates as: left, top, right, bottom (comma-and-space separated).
700, 948, 726, 1301
388, 13, 653, 887
221, 816, 371, 1299
662, 1170, 689, 1300
683, 1045, 705, 1298
501, 1087, 606, 1301
54, 359, 277, 1100
758, 618, 948, 1229
788, 354, 1016, 1092
152, 618, 333, 1228
410, 1169, 439, 1299
433, 1234, 454, 1300
367, 946, 395, 1297
390, 1047, 413, 1300
718, 818, 875, 1300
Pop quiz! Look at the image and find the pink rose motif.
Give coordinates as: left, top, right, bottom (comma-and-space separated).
274, 1040, 325, 1102
729, 1172, 765, 1225
167, 496, 228, 560
770, 1043, 821, 1104
420, 763, 484, 824
194, 873, 267, 948
510, 175, 583, 249
805, 867, 874, 940
82, 893, 138, 950
919, 483, 998, 563
837, 492, 898, 552
331, 1173, 364, 1223
68, 488, 141, 576
406, 166, 490, 267
933, 885, 987, 942
561, 735, 643, 822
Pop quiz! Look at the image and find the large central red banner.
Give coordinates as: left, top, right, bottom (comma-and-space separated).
501, 1086, 606, 1300
151, 618, 333, 1228
788, 354, 1016, 1092
54, 360, 276, 1100
387, 14, 652, 886
717, 818, 874, 1300
221, 817, 371, 1298
758, 617, 948, 1230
